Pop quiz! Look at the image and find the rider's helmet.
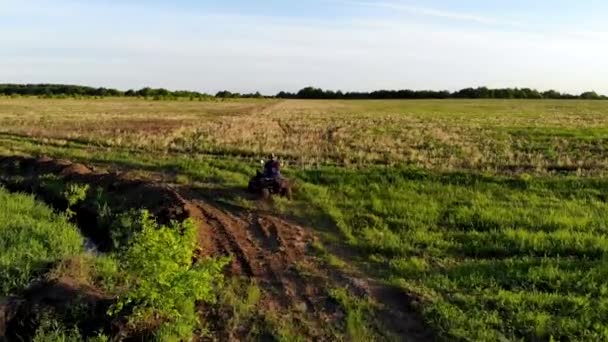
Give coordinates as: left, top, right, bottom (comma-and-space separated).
266, 153, 280, 172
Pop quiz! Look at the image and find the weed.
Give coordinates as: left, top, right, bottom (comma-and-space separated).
214, 278, 263, 337
63, 183, 90, 218
329, 288, 376, 342
32, 318, 82, 342
263, 311, 307, 342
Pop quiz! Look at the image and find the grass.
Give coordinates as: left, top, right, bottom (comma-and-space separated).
329, 287, 377, 342
2, 97, 608, 341
3, 97, 608, 173
0, 187, 83, 295
297, 166, 608, 340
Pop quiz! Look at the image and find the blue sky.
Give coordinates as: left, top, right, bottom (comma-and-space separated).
1, 0, 607, 94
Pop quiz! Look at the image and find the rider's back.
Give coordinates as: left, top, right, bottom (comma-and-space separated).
263, 159, 281, 178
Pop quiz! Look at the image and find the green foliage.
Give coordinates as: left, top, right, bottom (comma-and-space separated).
33, 316, 108, 342
2, 83, 605, 100
37, 177, 90, 219
32, 315, 82, 342
108, 209, 147, 250
223, 278, 262, 320
110, 210, 229, 341
0, 187, 83, 295
0, 83, 212, 98
38, 174, 66, 199
63, 183, 90, 218
90, 254, 121, 293
214, 278, 263, 336
87, 334, 110, 342
277, 86, 606, 99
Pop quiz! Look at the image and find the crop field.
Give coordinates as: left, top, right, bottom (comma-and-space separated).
1, 97, 608, 341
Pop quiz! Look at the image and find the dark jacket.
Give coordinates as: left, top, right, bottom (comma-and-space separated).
263, 160, 281, 178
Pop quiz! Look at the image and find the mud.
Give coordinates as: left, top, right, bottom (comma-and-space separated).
192, 202, 324, 308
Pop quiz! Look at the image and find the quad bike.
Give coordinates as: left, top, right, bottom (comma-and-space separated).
248, 171, 292, 199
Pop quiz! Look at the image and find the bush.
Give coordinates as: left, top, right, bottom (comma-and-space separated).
108, 210, 147, 250
109, 211, 229, 341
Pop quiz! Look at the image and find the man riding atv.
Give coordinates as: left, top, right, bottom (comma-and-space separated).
263, 153, 281, 180
248, 153, 291, 199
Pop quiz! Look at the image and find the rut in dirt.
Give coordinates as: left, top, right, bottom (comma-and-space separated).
188, 200, 324, 312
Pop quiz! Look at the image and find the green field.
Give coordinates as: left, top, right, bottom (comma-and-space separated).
1, 97, 608, 341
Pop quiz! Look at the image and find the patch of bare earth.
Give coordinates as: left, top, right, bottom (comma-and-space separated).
0, 155, 433, 341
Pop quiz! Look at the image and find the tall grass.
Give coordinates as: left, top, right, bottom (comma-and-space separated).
0, 187, 83, 295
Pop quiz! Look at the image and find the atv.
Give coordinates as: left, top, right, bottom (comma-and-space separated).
248, 171, 292, 199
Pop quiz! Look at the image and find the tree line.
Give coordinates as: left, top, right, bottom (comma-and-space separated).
277, 86, 607, 100
0, 84, 605, 100
0, 84, 212, 99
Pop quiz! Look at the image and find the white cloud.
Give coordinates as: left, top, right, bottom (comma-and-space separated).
1, 0, 607, 94
333, 0, 528, 27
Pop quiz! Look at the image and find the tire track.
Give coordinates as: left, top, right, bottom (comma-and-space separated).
191, 200, 321, 313
195, 204, 255, 277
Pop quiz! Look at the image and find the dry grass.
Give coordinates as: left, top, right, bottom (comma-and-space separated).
2, 97, 608, 173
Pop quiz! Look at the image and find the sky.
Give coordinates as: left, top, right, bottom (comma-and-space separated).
1, 0, 607, 94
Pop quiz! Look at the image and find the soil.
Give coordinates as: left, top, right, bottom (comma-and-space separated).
1, 277, 112, 341
0, 155, 434, 341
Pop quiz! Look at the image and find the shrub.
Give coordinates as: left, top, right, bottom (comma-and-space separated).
109, 211, 229, 341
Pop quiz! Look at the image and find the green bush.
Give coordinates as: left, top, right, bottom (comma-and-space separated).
110, 211, 229, 341
108, 210, 147, 250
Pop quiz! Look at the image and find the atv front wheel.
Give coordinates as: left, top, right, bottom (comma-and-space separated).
260, 188, 271, 199
280, 186, 292, 200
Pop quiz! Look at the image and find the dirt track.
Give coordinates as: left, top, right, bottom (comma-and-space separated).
0, 155, 433, 341
189, 199, 331, 312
